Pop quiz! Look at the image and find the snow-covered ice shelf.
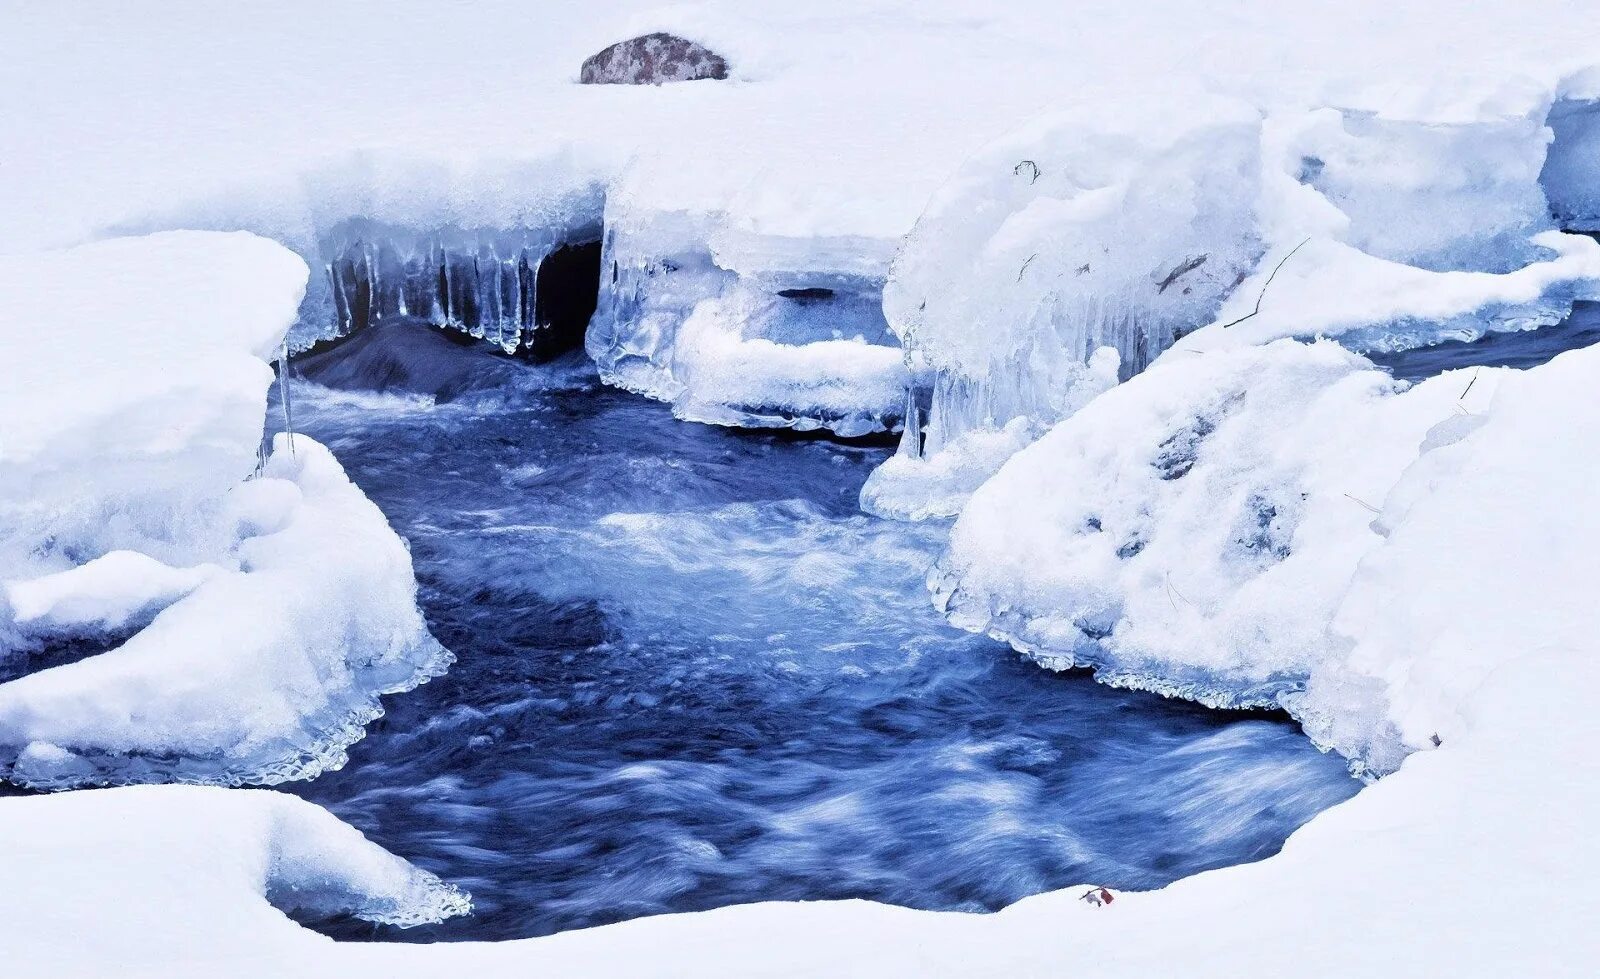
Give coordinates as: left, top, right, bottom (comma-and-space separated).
0, 233, 449, 788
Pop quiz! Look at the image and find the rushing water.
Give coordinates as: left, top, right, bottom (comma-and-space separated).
275, 323, 1359, 942
1368, 301, 1600, 380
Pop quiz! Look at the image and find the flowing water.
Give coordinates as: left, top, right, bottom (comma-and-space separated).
274, 325, 1359, 942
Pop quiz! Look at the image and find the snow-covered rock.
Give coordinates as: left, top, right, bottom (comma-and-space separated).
0, 436, 450, 788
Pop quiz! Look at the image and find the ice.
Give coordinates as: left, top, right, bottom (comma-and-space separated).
1175, 231, 1600, 355
0, 233, 447, 789
867, 104, 1263, 516
1274, 107, 1554, 273
861, 348, 1121, 521
1539, 73, 1600, 230
867, 85, 1600, 520
588, 177, 908, 435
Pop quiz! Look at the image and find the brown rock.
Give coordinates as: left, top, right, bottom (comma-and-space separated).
579, 32, 728, 85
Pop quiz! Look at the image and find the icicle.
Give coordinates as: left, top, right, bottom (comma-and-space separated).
897, 386, 923, 459
278, 340, 296, 460
327, 263, 350, 336
439, 244, 453, 325
365, 246, 379, 323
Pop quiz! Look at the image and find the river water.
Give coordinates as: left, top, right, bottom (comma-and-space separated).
277, 325, 1358, 941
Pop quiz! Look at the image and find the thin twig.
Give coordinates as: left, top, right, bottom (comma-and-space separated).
1014, 160, 1041, 184
1460, 367, 1480, 400
1344, 493, 1380, 514
1218, 238, 1312, 329
1018, 253, 1037, 282
1165, 573, 1192, 611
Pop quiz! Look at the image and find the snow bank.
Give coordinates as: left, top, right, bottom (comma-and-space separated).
868, 68, 1600, 519
0, 233, 447, 788
884, 102, 1264, 450
4, 785, 467, 978
0, 232, 306, 573
0, 436, 450, 788
13, 2, 1600, 441
933, 336, 1598, 775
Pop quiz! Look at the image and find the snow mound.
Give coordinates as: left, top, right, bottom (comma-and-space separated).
0, 233, 447, 789
3, 785, 466, 975
934, 337, 1597, 774
0, 232, 306, 569
872, 101, 1265, 510
0, 436, 450, 789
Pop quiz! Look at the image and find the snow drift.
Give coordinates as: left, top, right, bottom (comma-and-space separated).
934, 335, 1599, 775
4, 785, 467, 976
0, 233, 448, 788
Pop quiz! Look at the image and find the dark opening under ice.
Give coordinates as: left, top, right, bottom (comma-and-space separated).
272, 322, 1360, 942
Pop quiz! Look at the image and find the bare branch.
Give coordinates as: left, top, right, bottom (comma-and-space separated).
1218, 238, 1312, 330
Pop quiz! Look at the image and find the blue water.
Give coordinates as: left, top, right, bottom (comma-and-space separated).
1367, 300, 1600, 381
275, 332, 1359, 942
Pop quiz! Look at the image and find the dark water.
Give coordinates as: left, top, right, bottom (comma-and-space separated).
1367, 300, 1600, 381
274, 335, 1359, 942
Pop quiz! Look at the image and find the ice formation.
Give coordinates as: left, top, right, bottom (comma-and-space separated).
0, 233, 447, 788
587, 172, 909, 435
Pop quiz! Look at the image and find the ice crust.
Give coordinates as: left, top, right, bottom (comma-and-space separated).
0, 234, 448, 789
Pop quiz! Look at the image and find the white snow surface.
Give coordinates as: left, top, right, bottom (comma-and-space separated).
10, 1, 1600, 435
0, 233, 447, 788
936, 337, 1600, 777
4, 785, 468, 978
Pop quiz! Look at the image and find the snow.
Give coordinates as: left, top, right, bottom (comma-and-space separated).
5, 0, 1600, 974
0, 232, 306, 566
1175, 231, 1600, 356
934, 336, 1600, 778
3, 785, 467, 978
0, 436, 451, 788
13, 1, 1597, 437
4, 552, 223, 641
0, 234, 447, 788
